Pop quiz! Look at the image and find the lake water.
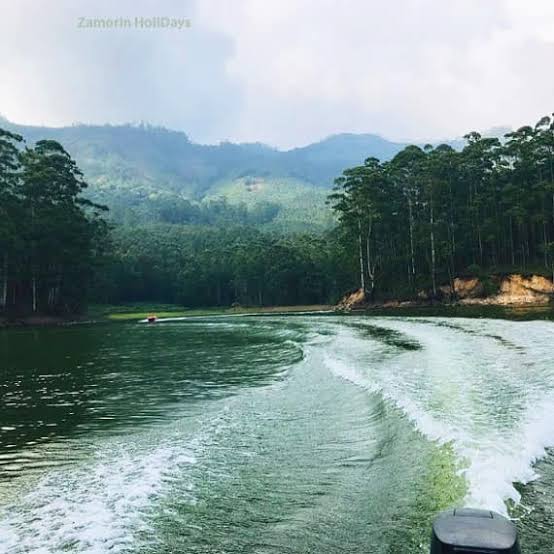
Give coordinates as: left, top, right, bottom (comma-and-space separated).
1, 315, 554, 553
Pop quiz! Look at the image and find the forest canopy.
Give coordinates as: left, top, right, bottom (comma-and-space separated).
0, 128, 108, 315
330, 116, 554, 300
2, 113, 554, 316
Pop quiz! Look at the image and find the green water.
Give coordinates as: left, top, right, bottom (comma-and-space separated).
1, 315, 554, 552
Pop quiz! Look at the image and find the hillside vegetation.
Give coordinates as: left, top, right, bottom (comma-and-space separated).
4, 114, 553, 316
1, 118, 408, 231
330, 116, 554, 301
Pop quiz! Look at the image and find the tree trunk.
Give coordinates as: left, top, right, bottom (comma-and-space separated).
32, 275, 37, 313
543, 221, 548, 269
407, 196, 416, 286
473, 181, 484, 264
366, 220, 375, 300
447, 174, 457, 270
447, 262, 456, 303
430, 193, 437, 298
216, 280, 221, 305
1, 252, 7, 310
548, 148, 554, 223
521, 224, 527, 270
30, 204, 37, 313
509, 217, 515, 266
357, 219, 365, 292
477, 224, 483, 265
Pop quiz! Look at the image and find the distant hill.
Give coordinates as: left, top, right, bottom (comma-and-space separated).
285, 133, 410, 184
2, 119, 409, 191
0, 118, 414, 230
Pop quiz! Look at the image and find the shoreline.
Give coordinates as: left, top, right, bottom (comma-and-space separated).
0, 314, 92, 328
3, 299, 554, 329
347, 299, 554, 310
0, 304, 334, 328
344, 301, 554, 322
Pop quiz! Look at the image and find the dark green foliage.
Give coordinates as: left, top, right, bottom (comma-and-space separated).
0, 124, 352, 312
7, 111, 554, 313
2, 121, 409, 192
0, 121, 412, 230
330, 114, 554, 300
93, 225, 354, 307
105, 192, 281, 227
0, 128, 108, 315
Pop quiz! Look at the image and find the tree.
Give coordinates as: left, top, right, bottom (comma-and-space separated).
0, 127, 108, 316
328, 112, 554, 302
0, 128, 23, 309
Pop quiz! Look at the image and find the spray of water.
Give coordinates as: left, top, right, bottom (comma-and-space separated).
322, 317, 554, 514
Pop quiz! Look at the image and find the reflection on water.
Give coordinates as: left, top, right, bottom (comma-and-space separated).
0, 321, 303, 478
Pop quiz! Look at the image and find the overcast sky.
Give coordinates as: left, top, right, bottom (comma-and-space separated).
1, 0, 553, 148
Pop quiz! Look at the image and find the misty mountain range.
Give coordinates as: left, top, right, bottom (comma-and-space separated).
1, 118, 415, 192
0, 117, 509, 231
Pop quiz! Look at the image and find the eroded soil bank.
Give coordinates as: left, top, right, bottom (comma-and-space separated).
337, 274, 554, 311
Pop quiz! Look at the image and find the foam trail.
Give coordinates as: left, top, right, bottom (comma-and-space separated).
0, 440, 196, 553
322, 317, 554, 515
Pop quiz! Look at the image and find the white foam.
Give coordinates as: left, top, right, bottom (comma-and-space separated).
0, 441, 196, 553
321, 318, 554, 515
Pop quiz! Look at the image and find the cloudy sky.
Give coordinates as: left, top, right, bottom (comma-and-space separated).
1, 0, 553, 148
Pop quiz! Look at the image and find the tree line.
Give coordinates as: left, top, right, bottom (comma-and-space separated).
329, 115, 554, 301
102, 190, 281, 227
0, 124, 352, 316
5, 112, 554, 316
94, 225, 354, 307
0, 128, 108, 315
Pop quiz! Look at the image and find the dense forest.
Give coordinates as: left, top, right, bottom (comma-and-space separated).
1, 118, 410, 194
2, 114, 554, 316
0, 119, 406, 233
0, 124, 354, 315
94, 225, 353, 307
330, 115, 554, 300
0, 129, 108, 315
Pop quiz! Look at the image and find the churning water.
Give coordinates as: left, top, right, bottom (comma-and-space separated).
1, 315, 554, 552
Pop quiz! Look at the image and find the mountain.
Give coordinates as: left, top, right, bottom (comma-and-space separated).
0, 119, 409, 230
2, 119, 409, 190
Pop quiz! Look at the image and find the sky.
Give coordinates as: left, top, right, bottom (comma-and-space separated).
1, 0, 553, 149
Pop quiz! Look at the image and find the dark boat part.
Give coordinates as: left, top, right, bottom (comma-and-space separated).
431, 508, 521, 554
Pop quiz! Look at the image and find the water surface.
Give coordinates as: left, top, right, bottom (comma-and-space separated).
1, 315, 554, 552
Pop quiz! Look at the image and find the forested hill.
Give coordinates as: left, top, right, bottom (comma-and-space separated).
0, 118, 409, 193
2, 114, 551, 315
0, 118, 410, 231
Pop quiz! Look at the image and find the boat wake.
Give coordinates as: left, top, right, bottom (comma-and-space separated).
320, 317, 554, 515
2, 315, 554, 552
0, 433, 197, 553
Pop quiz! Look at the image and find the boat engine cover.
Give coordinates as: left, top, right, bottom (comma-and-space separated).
430, 508, 520, 554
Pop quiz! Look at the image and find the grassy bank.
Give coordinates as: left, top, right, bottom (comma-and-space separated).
358, 303, 554, 321
88, 303, 332, 322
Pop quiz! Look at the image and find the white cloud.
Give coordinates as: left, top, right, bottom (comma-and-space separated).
197, 0, 554, 146
1, 0, 554, 148
0, 0, 241, 142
